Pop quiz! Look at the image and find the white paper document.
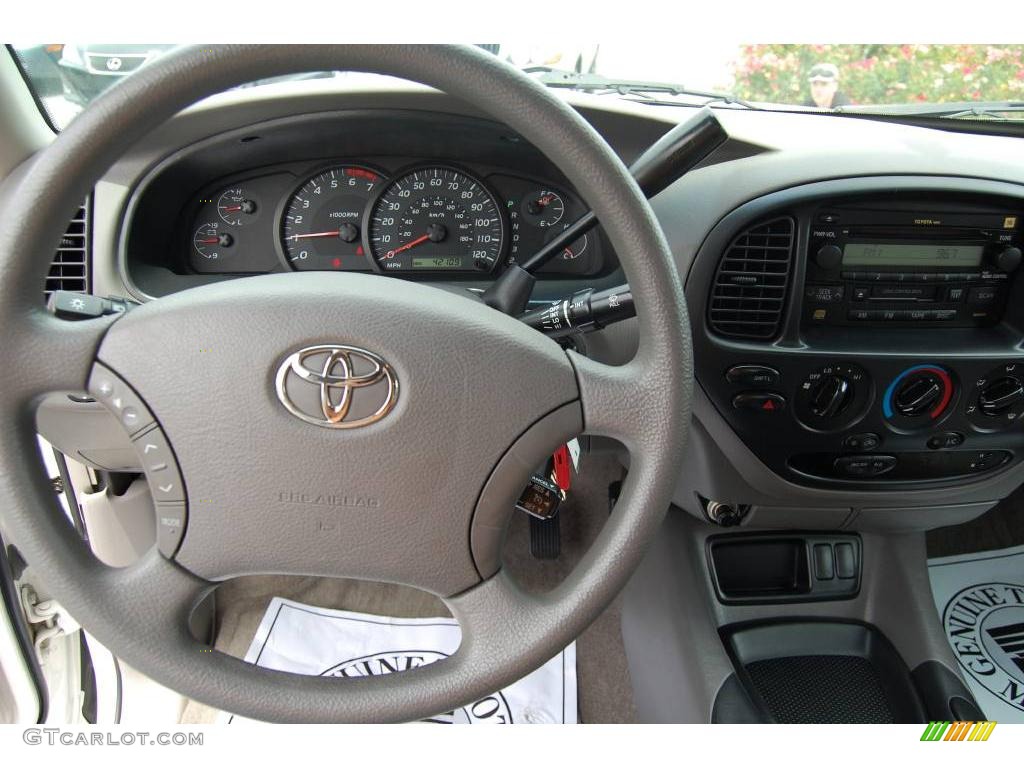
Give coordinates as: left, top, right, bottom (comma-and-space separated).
239, 597, 577, 724
928, 544, 1024, 722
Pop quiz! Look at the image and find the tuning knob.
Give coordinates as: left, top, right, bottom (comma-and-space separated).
994, 246, 1022, 273
810, 374, 852, 419
979, 376, 1024, 416
893, 373, 943, 417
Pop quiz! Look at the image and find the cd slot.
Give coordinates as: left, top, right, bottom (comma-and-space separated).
844, 227, 990, 241
867, 285, 937, 301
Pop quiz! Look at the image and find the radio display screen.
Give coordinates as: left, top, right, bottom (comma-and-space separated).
842, 243, 984, 267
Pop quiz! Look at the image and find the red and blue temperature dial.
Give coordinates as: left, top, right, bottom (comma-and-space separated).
883, 364, 955, 427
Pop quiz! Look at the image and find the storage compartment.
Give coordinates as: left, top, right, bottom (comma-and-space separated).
707, 533, 861, 604
722, 621, 927, 724
709, 538, 809, 599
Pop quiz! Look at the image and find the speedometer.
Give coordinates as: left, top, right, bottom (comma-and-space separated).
366, 167, 504, 273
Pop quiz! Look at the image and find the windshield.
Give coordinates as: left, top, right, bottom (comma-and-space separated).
11, 43, 1024, 130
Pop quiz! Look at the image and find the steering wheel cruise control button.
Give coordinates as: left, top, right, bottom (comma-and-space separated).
87, 363, 155, 437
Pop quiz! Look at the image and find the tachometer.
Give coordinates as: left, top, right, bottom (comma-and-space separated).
366, 167, 504, 273
281, 165, 382, 271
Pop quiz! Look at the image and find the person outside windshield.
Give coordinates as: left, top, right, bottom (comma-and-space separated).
803, 63, 851, 108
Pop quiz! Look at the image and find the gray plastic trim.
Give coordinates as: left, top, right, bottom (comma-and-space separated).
622, 508, 971, 722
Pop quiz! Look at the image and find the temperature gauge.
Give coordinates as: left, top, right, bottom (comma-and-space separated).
522, 189, 565, 228
217, 188, 257, 226
544, 228, 588, 260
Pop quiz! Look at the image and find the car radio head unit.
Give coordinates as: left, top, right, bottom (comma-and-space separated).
803, 205, 1021, 328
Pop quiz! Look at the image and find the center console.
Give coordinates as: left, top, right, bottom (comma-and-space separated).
692, 181, 1024, 491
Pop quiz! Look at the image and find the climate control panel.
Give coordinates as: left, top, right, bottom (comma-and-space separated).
704, 354, 1024, 488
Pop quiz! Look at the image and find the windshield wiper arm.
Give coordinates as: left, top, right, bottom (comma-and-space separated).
833, 100, 1024, 119
527, 68, 755, 109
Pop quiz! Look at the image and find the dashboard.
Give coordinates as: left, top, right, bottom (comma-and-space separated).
77, 82, 1024, 533
120, 109, 622, 301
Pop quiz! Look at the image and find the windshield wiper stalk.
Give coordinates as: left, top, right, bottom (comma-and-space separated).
482, 107, 728, 315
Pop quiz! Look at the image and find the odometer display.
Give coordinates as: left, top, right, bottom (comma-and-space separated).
366, 167, 504, 273
412, 256, 464, 269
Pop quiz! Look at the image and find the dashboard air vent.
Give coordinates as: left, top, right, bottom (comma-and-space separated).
708, 216, 795, 340
44, 199, 90, 302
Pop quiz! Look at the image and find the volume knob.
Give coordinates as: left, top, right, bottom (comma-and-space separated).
815, 244, 843, 269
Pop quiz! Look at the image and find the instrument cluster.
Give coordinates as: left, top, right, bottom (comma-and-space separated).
185, 160, 606, 279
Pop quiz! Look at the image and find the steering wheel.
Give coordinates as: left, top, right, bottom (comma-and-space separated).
0, 45, 691, 722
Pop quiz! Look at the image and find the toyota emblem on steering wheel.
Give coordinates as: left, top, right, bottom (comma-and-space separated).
275, 344, 399, 428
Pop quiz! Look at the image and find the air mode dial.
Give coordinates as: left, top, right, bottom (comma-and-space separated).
966, 362, 1024, 430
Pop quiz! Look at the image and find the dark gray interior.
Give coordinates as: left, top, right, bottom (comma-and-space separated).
3, 43, 1024, 723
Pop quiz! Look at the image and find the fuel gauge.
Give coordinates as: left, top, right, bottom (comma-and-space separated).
217, 187, 258, 226
522, 190, 565, 228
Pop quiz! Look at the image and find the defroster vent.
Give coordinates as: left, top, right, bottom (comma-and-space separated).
44, 199, 90, 301
708, 217, 795, 339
